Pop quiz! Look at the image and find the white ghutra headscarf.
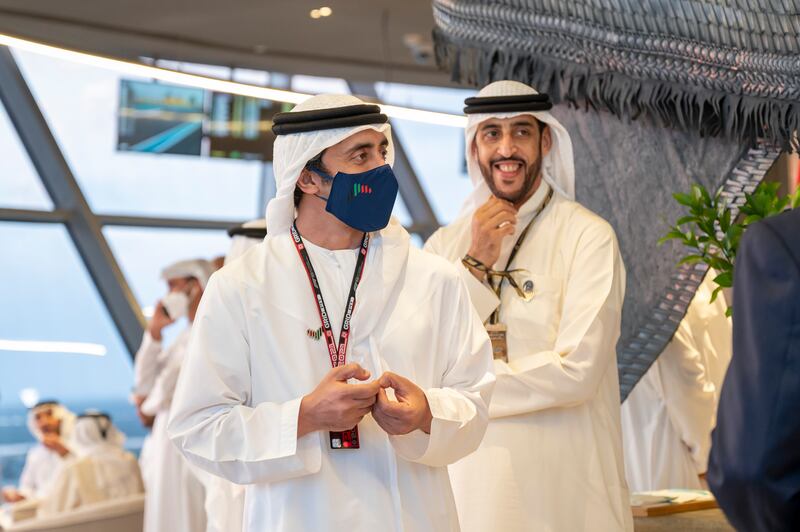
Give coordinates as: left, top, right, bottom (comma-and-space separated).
266, 94, 395, 235
459, 80, 575, 218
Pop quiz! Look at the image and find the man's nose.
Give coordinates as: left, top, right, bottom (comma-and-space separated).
496, 134, 516, 158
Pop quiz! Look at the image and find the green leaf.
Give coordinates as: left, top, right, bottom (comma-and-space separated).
710, 285, 722, 304
707, 256, 731, 271
673, 192, 695, 207
658, 228, 685, 246
678, 255, 705, 266
692, 183, 712, 206
713, 271, 733, 288
720, 208, 732, 233
691, 184, 704, 202
676, 215, 698, 226
725, 306, 733, 317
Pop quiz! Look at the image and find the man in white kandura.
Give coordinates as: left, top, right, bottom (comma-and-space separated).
168, 94, 495, 532
189, 221, 268, 532
425, 80, 633, 531
36, 411, 143, 516
132, 258, 213, 532
622, 272, 732, 492
1, 401, 74, 504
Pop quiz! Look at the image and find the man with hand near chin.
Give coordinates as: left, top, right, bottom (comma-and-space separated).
426, 80, 632, 532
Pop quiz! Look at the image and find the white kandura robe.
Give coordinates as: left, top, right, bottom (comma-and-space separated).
134, 328, 207, 532
18, 445, 68, 499
36, 445, 143, 516
621, 274, 732, 492
425, 182, 633, 532
167, 221, 495, 532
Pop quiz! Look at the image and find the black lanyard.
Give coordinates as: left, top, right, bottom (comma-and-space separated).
290, 222, 369, 368
488, 188, 553, 324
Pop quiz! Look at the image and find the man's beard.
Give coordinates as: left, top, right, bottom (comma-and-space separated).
479, 152, 543, 205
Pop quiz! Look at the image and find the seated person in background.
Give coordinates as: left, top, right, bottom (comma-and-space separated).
621, 271, 732, 491
1, 400, 75, 503
36, 411, 143, 517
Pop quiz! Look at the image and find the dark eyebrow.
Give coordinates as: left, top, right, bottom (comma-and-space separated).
512, 119, 537, 127
346, 139, 389, 155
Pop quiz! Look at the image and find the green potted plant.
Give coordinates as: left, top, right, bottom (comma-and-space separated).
659, 181, 799, 316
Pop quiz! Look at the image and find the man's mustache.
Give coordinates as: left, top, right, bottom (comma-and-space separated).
489, 156, 527, 166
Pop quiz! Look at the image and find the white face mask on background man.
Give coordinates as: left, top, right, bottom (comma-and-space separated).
160, 278, 201, 321
161, 290, 190, 321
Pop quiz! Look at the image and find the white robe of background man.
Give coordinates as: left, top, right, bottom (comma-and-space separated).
17, 402, 75, 499
168, 94, 495, 532
37, 414, 143, 516
425, 80, 633, 532
133, 259, 213, 532
621, 272, 732, 492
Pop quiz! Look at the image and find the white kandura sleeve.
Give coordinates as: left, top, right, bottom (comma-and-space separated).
139, 351, 182, 417
489, 222, 626, 418
133, 332, 163, 397
658, 322, 717, 473
423, 230, 500, 322
17, 449, 39, 498
167, 274, 322, 485
389, 275, 495, 467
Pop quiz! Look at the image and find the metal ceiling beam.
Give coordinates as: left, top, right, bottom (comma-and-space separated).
347, 81, 440, 240
0, 46, 145, 356
98, 214, 242, 231
0, 208, 69, 223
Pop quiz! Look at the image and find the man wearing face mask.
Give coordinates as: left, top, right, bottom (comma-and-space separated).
1, 401, 74, 503
168, 94, 494, 532
132, 258, 212, 532
425, 81, 632, 531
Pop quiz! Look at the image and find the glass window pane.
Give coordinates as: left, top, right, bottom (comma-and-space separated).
376, 82, 476, 225
103, 225, 230, 349
12, 49, 263, 221
375, 82, 475, 114
103, 225, 230, 307
390, 119, 471, 225
0, 222, 145, 485
0, 98, 53, 210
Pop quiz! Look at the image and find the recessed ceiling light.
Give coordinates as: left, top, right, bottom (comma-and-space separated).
310, 9, 321, 19
319, 7, 333, 17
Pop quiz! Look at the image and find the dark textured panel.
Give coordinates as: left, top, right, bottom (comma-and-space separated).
432, 0, 800, 151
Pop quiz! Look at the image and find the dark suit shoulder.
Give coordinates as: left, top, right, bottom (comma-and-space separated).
755, 208, 800, 269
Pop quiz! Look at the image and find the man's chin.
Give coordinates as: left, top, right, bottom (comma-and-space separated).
492, 186, 525, 203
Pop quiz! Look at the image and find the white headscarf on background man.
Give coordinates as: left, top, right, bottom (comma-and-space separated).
459, 80, 575, 218
225, 219, 268, 265
70, 412, 126, 458
160, 259, 214, 289
26, 400, 76, 443
266, 94, 395, 234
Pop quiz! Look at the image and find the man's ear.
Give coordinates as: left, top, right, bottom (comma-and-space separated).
296, 168, 319, 195
541, 126, 553, 157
